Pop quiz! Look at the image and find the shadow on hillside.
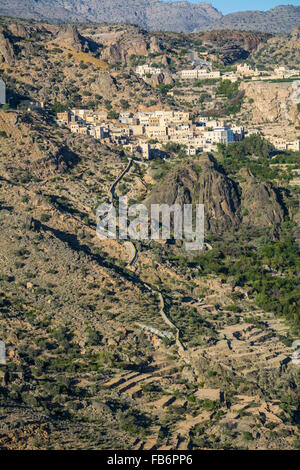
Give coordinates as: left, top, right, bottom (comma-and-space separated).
40, 222, 150, 293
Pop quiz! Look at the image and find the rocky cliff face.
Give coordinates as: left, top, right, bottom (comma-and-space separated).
0, 21, 99, 65
0, 28, 15, 64
240, 81, 300, 125
0, 0, 221, 32
201, 31, 271, 65
195, 153, 241, 234
56, 24, 85, 52
239, 168, 285, 230
147, 71, 173, 87
55, 24, 101, 54
7, 22, 33, 39
102, 30, 163, 65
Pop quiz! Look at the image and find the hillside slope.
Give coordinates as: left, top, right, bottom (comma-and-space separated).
0, 109, 299, 450
247, 25, 300, 70
0, 16, 299, 451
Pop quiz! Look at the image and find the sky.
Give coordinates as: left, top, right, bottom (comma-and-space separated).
163, 0, 300, 15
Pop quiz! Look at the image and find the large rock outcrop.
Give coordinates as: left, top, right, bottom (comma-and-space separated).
239, 168, 285, 229
8, 23, 31, 39
56, 24, 89, 52
146, 154, 287, 237
94, 72, 117, 99
146, 153, 241, 235
201, 31, 270, 65
102, 31, 162, 65
0, 29, 15, 64
144, 71, 173, 88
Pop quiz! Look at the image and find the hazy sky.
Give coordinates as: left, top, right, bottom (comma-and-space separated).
164, 0, 300, 15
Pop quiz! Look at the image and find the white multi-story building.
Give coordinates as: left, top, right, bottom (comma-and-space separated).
204, 119, 227, 129
236, 64, 260, 77
196, 69, 221, 79
289, 140, 300, 152
136, 112, 152, 126
70, 123, 80, 133
179, 69, 221, 80
203, 127, 234, 145
0, 80, 6, 105
179, 69, 199, 80
136, 65, 163, 77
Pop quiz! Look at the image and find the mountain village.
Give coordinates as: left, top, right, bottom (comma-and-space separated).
53, 59, 300, 159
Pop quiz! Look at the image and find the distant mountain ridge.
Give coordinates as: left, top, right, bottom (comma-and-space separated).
0, 1, 299, 33
206, 5, 300, 34
0, 0, 221, 32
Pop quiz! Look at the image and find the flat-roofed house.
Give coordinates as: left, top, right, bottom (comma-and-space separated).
137, 142, 151, 160
179, 69, 221, 80
57, 111, 70, 125
288, 140, 300, 152
203, 127, 234, 145
179, 69, 199, 80
186, 145, 197, 156
95, 126, 107, 139
145, 126, 168, 138
70, 123, 80, 133
78, 126, 88, 135
130, 125, 144, 136
136, 65, 163, 77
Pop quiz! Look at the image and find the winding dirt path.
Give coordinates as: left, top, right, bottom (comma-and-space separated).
106, 156, 188, 357
108, 157, 133, 203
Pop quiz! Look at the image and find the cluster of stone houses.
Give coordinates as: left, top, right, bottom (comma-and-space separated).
267, 136, 300, 152
235, 64, 300, 81
56, 107, 300, 158
236, 64, 260, 77
56, 108, 245, 159
137, 62, 300, 84
177, 64, 300, 83
136, 64, 225, 82
138, 64, 239, 83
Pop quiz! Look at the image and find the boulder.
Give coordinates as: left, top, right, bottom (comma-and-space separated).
95, 72, 117, 99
